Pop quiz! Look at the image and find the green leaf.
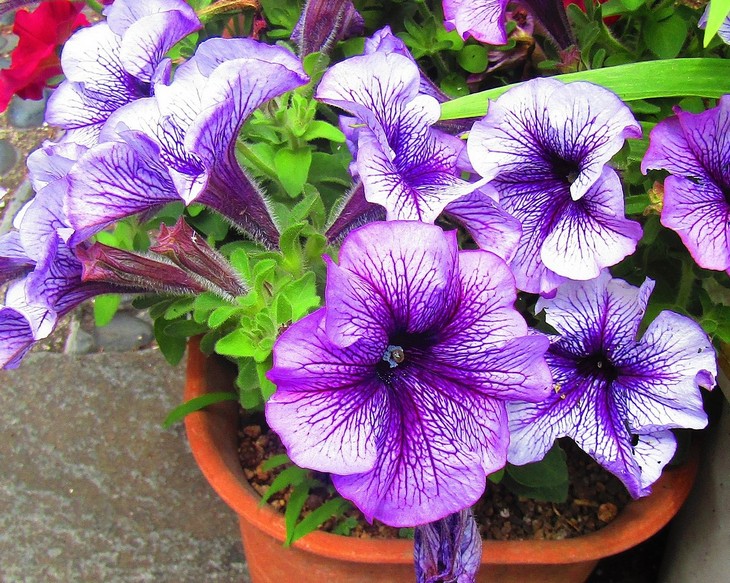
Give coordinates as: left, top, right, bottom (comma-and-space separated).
208, 306, 244, 328
624, 194, 650, 215
457, 45, 488, 74
93, 294, 120, 327
285, 481, 313, 545
260, 466, 308, 504
301, 120, 345, 143
162, 392, 237, 428
290, 498, 350, 544
703, 0, 730, 47
440, 59, 730, 120
154, 318, 187, 365
164, 297, 195, 320
503, 444, 569, 502
440, 73, 469, 98
274, 147, 312, 197
163, 319, 209, 338
257, 358, 277, 401
216, 329, 256, 357
261, 454, 291, 471
644, 14, 688, 59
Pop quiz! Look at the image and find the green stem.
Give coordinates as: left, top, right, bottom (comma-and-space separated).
85, 0, 105, 13
235, 141, 278, 182
676, 260, 695, 309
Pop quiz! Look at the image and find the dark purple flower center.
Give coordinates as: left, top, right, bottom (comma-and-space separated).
577, 352, 618, 383
551, 155, 581, 186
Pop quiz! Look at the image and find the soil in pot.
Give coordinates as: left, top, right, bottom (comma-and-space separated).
237, 410, 632, 541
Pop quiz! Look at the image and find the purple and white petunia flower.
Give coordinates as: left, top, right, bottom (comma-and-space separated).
266, 221, 551, 526
317, 39, 520, 260
45, 0, 201, 146
467, 78, 643, 294
508, 272, 716, 498
641, 96, 730, 273
442, 0, 509, 45
65, 38, 309, 248
317, 50, 480, 223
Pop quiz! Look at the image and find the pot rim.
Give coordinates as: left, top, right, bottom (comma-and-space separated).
184, 337, 699, 566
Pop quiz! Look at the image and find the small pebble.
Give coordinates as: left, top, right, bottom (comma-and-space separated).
0, 139, 18, 176
7, 92, 48, 129
598, 502, 619, 523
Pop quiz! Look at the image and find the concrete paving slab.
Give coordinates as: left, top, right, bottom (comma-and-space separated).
0, 349, 250, 583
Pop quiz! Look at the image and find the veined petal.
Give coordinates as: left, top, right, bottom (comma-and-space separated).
316, 51, 421, 145
66, 136, 179, 245
661, 175, 730, 271
540, 168, 642, 280
615, 310, 716, 431
0, 232, 34, 285
442, 188, 522, 262
641, 116, 704, 178
266, 310, 385, 475
325, 221, 459, 347
26, 140, 87, 192
0, 306, 37, 369
106, 0, 201, 82
442, 0, 510, 45
334, 364, 508, 526
536, 271, 655, 361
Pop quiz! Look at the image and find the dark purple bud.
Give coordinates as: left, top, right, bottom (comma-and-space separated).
291, 0, 365, 56
522, 0, 575, 50
77, 243, 210, 297
324, 182, 385, 245
414, 509, 482, 583
150, 218, 247, 298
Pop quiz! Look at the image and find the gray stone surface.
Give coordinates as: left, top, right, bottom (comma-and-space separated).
0, 33, 18, 53
0, 349, 250, 583
7, 92, 48, 129
94, 312, 155, 352
0, 137, 18, 175
659, 391, 730, 583
0, 178, 32, 235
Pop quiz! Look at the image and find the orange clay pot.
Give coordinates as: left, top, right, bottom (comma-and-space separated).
184, 337, 700, 583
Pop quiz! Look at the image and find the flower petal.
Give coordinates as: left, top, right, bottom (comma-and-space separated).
324, 221, 458, 347
266, 310, 385, 475
333, 364, 508, 526
442, 0, 510, 44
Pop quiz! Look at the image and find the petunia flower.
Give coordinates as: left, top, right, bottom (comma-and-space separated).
415, 509, 482, 582
291, 0, 364, 56
317, 40, 521, 260
0, 0, 88, 112
641, 96, 730, 273
64, 38, 309, 248
442, 0, 510, 45
45, 0, 201, 146
467, 78, 642, 295
266, 221, 551, 526
508, 272, 716, 498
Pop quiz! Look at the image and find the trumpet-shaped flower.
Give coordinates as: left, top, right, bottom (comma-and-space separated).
45, 0, 201, 146
467, 78, 642, 294
508, 272, 716, 498
267, 221, 551, 526
641, 96, 730, 272
317, 40, 520, 260
65, 38, 308, 247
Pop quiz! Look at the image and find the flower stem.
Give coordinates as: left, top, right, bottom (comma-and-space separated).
676, 260, 695, 309
85, 0, 105, 14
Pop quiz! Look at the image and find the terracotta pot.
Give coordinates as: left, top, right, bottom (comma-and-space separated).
184, 338, 700, 583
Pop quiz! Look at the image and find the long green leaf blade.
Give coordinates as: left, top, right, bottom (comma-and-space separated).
162, 392, 238, 428
440, 59, 730, 120
704, 0, 730, 47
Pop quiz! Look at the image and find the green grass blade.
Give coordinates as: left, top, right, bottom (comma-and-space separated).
162, 392, 238, 428
440, 59, 730, 120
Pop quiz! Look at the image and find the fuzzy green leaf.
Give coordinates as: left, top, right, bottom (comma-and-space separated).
275, 147, 312, 197
93, 294, 120, 327
216, 329, 257, 357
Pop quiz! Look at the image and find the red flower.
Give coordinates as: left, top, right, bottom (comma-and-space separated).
0, 1, 88, 112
